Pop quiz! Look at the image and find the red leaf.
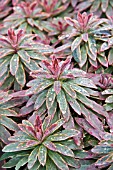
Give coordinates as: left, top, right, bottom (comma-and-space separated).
54, 81, 61, 94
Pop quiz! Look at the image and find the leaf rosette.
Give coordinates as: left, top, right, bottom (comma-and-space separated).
21, 56, 109, 128
55, 12, 111, 69
0, 28, 53, 89
0, 115, 80, 170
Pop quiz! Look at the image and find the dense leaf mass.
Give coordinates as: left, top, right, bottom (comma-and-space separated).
0, 0, 113, 170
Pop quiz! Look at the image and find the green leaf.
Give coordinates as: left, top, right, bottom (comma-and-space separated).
0, 124, 10, 144
48, 150, 69, 170
0, 49, 14, 59
62, 156, 80, 168
70, 83, 89, 96
18, 50, 30, 63
102, 89, 113, 95
106, 95, 113, 103
38, 145, 47, 166
0, 70, 9, 86
60, 139, 80, 150
104, 103, 113, 111
86, 44, 96, 61
73, 77, 97, 89
27, 51, 46, 60
9, 132, 33, 142
48, 100, 57, 116
54, 143, 74, 157
23, 59, 39, 71
92, 145, 113, 154
2, 157, 21, 168
15, 62, 26, 87
62, 83, 76, 98
10, 54, 19, 76
2, 142, 28, 152
57, 89, 68, 120
28, 146, 39, 169
46, 86, 56, 109
79, 45, 87, 67
66, 94, 81, 115
98, 55, 108, 67
30, 161, 40, 170
0, 108, 18, 116
35, 80, 53, 94
88, 37, 97, 58
46, 158, 57, 170
15, 156, 28, 170
34, 90, 47, 110
47, 129, 79, 141
95, 155, 110, 167
72, 46, 81, 63
0, 152, 18, 161
71, 36, 82, 51
108, 49, 113, 65
0, 115, 19, 131
0, 76, 14, 90
0, 58, 10, 77
77, 92, 93, 109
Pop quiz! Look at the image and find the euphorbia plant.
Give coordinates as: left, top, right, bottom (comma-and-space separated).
0, 90, 29, 144
3, 0, 69, 34
0, 115, 80, 170
91, 135, 113, 169
0, 28, 53, 89
74, 0, 113, 17
38, 0, 70, 17
0, 0, 11, 20
55, 12, 111, 69
22, 56, 108, 128
3, 0, 50, 34
41, 17, 69, 44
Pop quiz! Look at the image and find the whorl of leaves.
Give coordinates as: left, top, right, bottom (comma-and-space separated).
0, 115, 80, 170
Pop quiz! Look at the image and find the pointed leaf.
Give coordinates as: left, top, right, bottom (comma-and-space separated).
88, 37, 97, 58
66, 93, 81, 115
73, 77, 97, 89
0, 125, 10, 144
57, 90, 68, 119
70, 83, 89, 96
15, 156, 28, 170
2, 157, 20, 168
28, 146, 39, 169
18, 50, 30, 63
0, 116, 19, 131
46, 158, 57, 170
10, 54, 19, 76
47, 129, 79, 141
34, 90, 47, 110
62, 156, 80, 168
108, 49, 113, 65
38, 145, 47, 166
46, 86, 56, 109
48, 150, 69, 170
15, 62, 26, 87
71, 36, 82, 52
79, 45, 87, 67
62, 83, 76, 98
